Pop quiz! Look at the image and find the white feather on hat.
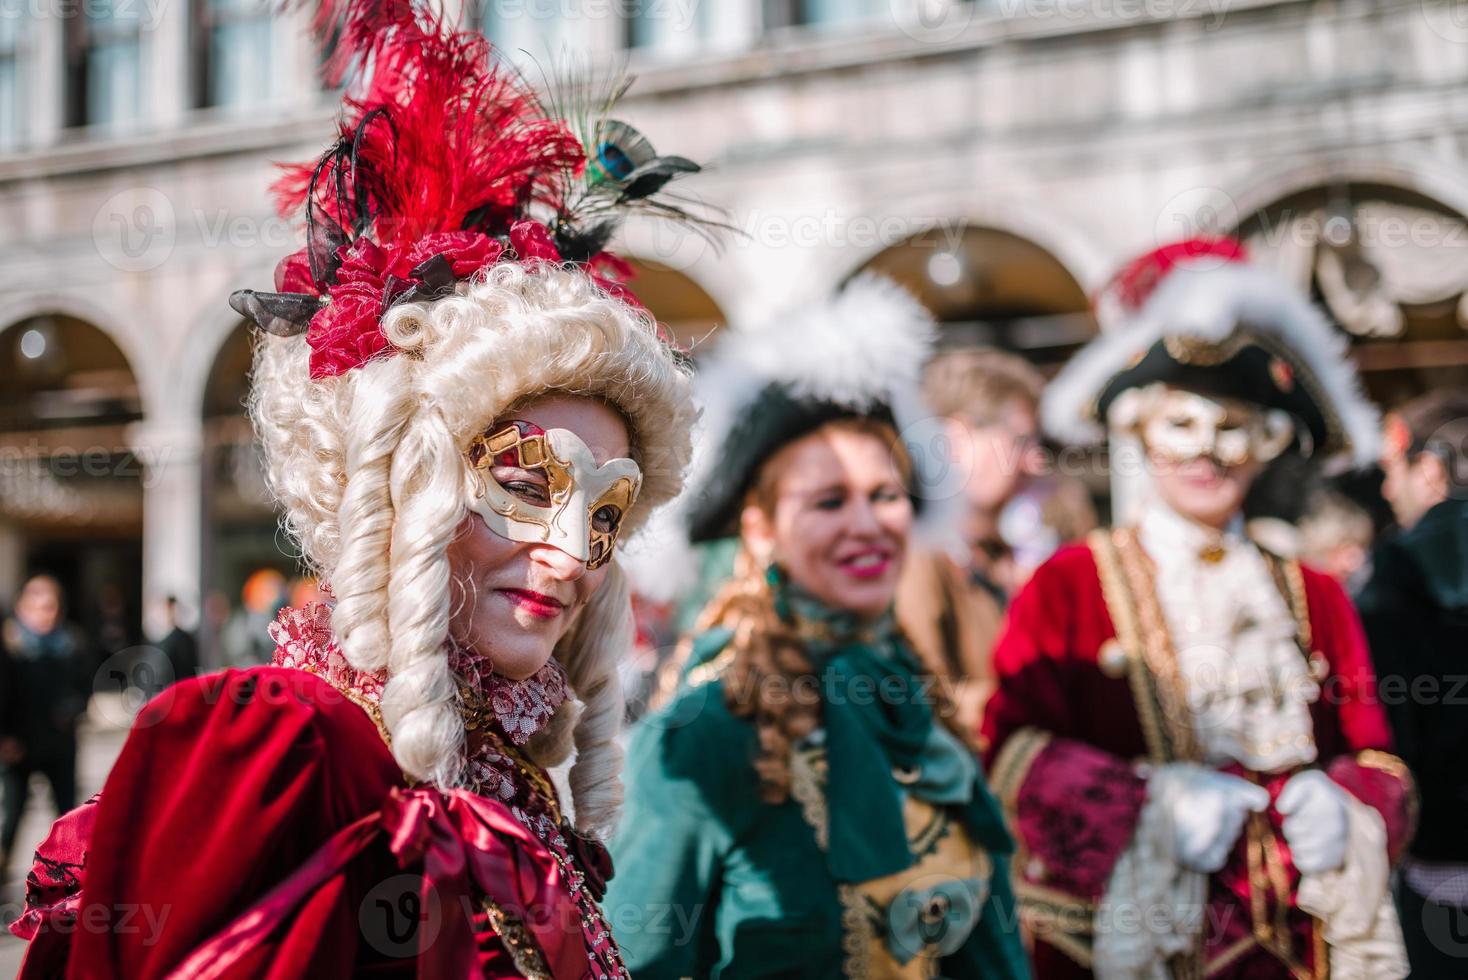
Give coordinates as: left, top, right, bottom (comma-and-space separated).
1041, 258, 1381, 472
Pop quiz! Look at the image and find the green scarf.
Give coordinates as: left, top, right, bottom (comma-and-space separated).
773, 571, 1013, 884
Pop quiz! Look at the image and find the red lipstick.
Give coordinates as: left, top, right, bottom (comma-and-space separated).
499, 588, 565, 620
838, 548, 894, 580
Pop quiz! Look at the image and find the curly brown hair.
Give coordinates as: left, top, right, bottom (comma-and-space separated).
693, 417, 971, 804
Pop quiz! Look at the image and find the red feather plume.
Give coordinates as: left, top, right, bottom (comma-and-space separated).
273, 0, 585, 263
1098, 236, 1250, 316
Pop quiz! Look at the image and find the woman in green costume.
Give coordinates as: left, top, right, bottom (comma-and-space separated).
606, 277, 1029, 980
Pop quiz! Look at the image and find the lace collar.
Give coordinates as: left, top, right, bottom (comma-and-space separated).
268, 601, 569, 747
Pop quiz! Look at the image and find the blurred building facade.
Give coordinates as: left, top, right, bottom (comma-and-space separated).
2, 0, 1467, 658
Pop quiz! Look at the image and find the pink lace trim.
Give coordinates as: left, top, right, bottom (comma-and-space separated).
267, 602, 568, 744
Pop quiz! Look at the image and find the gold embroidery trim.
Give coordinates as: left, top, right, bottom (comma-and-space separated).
483, 897, 553, 980
789, 744, 867, 977
301, 666, 393, 748
1112, 527, 1202, 762
1257, 549, 1314, 661
1358, 748, 1421, 845
1357, 748, 1412, 785
788, 744, 830, 852
1244, 812, 1324, 980
1090, 529, 1167, 763
990, 726, 1052, 816
1016, 880, 1097, 930
1206, 934, 1257, 976
1014, 880, 1100, 969
1023, 913, 1096, 970
837, 884, 876, 979
1090, 529, 1190, 762
685, 648, 735, 688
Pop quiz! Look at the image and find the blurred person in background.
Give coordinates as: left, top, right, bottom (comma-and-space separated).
1297, 488, 1376, 592
155, 595, 199, 683
220, 567, 287, 665
986, 239, 1412, 979
0, 575, 91, 886
1356, 388, 1468, 979
898, 348, 1056, 733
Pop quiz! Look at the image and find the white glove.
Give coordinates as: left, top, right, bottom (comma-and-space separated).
1161, 767, 1271, 873
1277, 769, 1350, 874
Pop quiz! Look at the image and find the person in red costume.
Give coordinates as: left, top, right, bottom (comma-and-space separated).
7, 2, 712, 976
982, 239, 1416, 980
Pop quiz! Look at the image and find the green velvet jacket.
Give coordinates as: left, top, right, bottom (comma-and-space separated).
604, 631, 1030, 980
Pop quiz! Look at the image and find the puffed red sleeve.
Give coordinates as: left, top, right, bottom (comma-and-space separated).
983, 549, 1148, 903
1302, 568, 1417, 862
60, 667, 402, 980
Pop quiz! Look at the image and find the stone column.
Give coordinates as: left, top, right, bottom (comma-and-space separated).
129, 421, 204, 638
142, 0, 191, 128
0, 519, 23, 604
29, 2, 66, 146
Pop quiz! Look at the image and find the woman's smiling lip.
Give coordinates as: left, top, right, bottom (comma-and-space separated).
836, 548, 894, 580
497, 588, 565, 619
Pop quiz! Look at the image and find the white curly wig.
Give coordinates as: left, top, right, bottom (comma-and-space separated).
248, 260, 696, 836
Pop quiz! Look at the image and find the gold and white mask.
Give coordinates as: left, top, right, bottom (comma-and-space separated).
1133, 387, 1294, 467
466, 420, 642, 570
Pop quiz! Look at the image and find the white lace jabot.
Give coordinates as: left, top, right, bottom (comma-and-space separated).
1137, 503, 1319, 773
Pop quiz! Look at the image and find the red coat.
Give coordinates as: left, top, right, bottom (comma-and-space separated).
11, 667, 618, 979
981, 531, 1415, 980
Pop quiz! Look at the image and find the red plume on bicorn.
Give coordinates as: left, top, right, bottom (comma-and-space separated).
1093, 237, 1250, 328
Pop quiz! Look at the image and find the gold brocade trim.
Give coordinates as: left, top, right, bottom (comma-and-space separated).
1358, 748, 1413, 787
838, 884, 877, 979
990, 727, 1052, 815
1358, 748, 1421, 847
1163, 331, 1251, 367
1089, 529, 1167, 763
1015, 880, 1100, 971
1244, 811, 1326, 980
788, 745, 830, 851
303, 667, 393, 748
1024, 912, 1096, 970
1257, 549, 1315, 661
1112, 527, 1202, 762
1280, 556, 1313, 653
1015, 881, 1097, 932
686, 648, 735, 688
497, 734, 565, 825
483, 898, 554, 980
1206, 934, 1258, 976
1089, 529, 1200, 763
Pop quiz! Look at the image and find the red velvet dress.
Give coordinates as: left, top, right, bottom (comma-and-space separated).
9, 603, 625, 979
981, 530, 1415, 980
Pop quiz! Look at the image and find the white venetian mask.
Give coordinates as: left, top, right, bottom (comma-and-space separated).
465, 420, 642, 570
1137, 388, 1293, 467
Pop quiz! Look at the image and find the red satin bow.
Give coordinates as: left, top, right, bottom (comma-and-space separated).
166, 786, 583, 979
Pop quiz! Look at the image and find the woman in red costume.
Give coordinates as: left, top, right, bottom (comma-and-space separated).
8, 2, 712, 976
982, 239, 1416, 979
